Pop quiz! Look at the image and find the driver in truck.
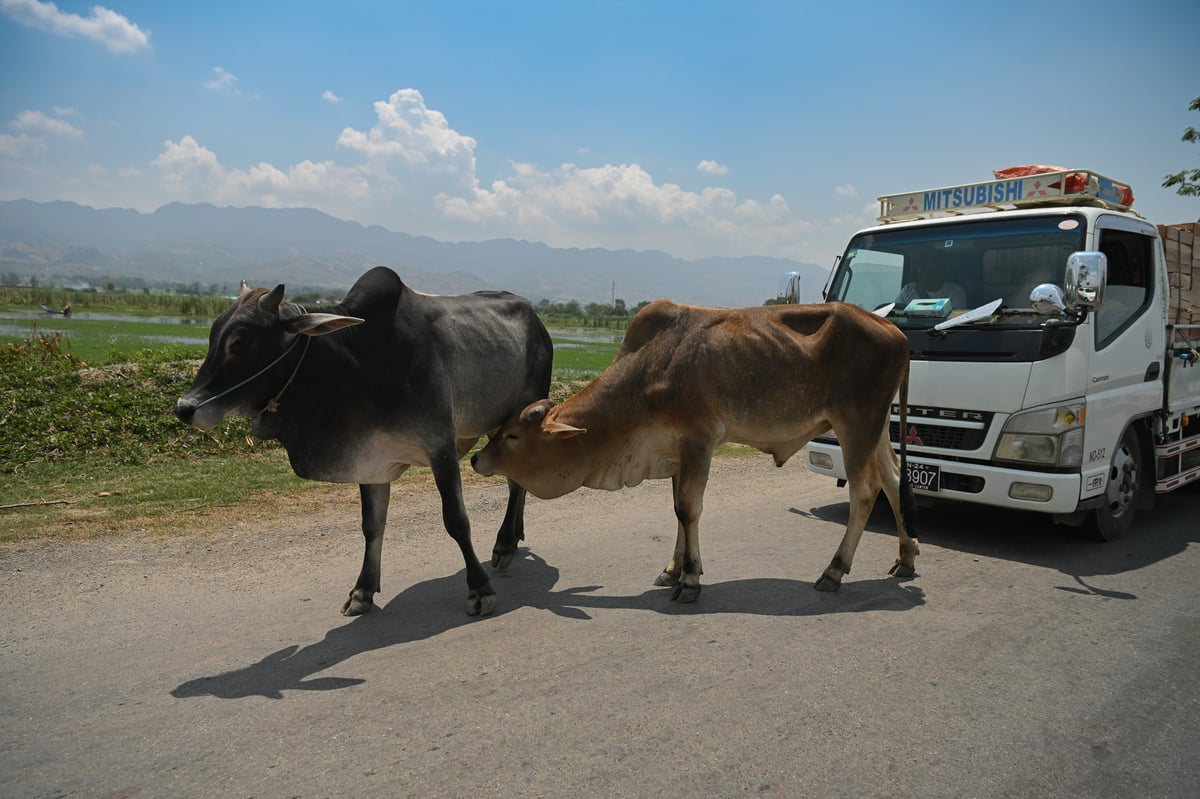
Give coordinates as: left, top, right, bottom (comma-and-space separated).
895, 257, 968, 311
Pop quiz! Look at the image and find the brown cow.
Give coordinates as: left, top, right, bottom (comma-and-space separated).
471, 299, 918, 601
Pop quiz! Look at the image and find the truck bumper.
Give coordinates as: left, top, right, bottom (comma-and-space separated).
807, 441, 1083, 515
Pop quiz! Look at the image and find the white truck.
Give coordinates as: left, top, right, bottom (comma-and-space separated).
805, 167, 1200, 539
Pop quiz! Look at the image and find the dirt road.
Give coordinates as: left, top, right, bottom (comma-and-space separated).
2, 457, 1198, 798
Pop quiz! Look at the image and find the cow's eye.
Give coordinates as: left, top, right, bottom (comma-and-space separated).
226, 336, 246, 357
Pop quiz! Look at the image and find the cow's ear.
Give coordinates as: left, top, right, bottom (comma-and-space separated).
259, 284, 286, 314
543, 420, 587, 439
521, 399, 555, 425
285, 313, 365, 336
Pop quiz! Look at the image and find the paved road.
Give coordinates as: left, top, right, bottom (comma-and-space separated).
2, 458, 1197, 798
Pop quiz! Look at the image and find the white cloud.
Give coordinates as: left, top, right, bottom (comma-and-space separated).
152, 135, 221, 194
0, 0, 150, 53
130, 89, 816, 260
322, 90, 343, 104
203, 67, 240, 95
0, 132, 43, 160
0, 109, 82, 162
338, 89, 477, 175
13, 109, 83, 140
834, 183, 857, 198
151, 134, 369, 207
437, 161, 811, 258
697, 159, 729, 176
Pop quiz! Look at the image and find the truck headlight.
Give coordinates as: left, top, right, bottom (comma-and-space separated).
994, 401, 1085, 467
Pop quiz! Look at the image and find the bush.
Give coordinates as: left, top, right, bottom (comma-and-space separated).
0, 331, 268, 473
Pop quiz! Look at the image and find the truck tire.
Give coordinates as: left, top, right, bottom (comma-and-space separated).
1084, 426, 1142, 541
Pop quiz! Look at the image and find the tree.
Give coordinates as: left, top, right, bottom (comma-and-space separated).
1163, 96, 1200, 197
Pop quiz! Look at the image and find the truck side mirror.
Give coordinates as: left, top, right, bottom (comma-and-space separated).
778, 271, 801, 304
1030, 284, 1067, 315
1064, 251, 1107, 312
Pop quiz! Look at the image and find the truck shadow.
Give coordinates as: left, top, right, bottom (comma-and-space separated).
171, 550, 923, 701
801, 484, 1199, 593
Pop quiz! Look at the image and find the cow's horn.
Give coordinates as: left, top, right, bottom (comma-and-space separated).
522, 400, 554, 424
259, 284, 286, 314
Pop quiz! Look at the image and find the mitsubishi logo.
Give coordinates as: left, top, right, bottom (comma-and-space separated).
904, 425, 924, 446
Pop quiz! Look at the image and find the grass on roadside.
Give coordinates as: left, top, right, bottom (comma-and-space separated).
0, 442, 761, 544
0, 322, 759, 545
0, 450, 455, 543
3, 451, 317, 541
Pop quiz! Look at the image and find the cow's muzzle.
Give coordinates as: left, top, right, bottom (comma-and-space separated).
174, 397, 198, 427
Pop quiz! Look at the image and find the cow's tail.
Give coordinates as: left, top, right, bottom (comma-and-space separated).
897, 360, 918, 538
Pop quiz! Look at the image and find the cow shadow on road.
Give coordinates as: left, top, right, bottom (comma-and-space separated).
803, 485, 1200, 598
170, 570, 488, 701
510, 552, 925, 621
171, 549, 922, 700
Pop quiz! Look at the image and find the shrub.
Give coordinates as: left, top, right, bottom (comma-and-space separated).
0, 331, 268, 473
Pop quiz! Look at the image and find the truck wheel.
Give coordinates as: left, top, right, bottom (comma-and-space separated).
1084, 427, 1142, 542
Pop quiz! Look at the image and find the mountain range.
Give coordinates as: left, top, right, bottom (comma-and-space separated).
0, 199, 829, 307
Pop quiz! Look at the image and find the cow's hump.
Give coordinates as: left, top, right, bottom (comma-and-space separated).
340, 266, 405, 320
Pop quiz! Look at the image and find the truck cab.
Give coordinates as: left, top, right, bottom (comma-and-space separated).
807, 168, 1200, 539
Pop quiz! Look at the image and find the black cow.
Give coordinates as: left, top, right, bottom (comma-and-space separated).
175, 266, 553, 617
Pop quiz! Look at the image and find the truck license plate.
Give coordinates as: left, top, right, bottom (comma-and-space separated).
907, 461, 940, 493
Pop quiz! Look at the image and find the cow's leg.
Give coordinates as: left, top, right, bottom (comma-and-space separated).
667, 449, 711, 603
815, 477, 877, 591
490, 479, 527, 569
876, 434, 920, 578
430, 449, 496, 616
654, 474, 686, 588
816, 432, 881, 592
342, 482, 390, 616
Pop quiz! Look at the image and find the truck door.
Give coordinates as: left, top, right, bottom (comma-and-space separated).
1080, 220, 1163, 500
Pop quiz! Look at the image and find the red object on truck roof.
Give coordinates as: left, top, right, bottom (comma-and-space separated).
994, 164, 1135, 206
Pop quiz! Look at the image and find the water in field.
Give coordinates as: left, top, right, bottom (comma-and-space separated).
0, 310, 620, 369
0, 309, 213, 325
0, 309, 212, 360
548, 326, 624, 347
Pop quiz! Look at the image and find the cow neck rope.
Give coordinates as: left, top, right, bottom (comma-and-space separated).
258, 334, 310, 416
191, 334, 310, 415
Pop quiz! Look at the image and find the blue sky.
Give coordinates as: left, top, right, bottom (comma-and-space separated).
1, 0, 1197, 267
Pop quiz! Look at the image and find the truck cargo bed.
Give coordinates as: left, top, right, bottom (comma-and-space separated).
1160, 222, 1199, 325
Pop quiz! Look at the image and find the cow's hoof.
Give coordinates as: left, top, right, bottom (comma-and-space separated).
466, 590, 497, 617
813, 574, 842, 592
341, 595, 375, 616
491, 548, 516, 570
888, 560, 917, 578
654, 570, 679, 587
670, 583, 701, 603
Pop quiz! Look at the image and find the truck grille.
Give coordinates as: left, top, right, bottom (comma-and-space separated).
889, 413, 992, 451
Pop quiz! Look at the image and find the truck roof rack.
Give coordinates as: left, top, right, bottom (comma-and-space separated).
878, 168, 1136, 223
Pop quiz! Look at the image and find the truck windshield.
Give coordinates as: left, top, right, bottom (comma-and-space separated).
827, 214, 1086, 327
